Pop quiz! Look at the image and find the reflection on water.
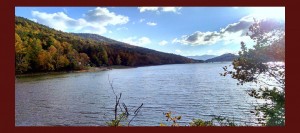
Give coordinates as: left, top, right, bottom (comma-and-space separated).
16, 63, 258, 126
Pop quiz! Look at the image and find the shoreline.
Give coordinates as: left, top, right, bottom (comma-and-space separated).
15, 63, 210, 78
15, 66, 132, 78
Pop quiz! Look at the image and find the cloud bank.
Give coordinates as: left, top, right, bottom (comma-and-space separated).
172, 15, 256, 46
172, 15, 284, 46
31, 7, 129, 35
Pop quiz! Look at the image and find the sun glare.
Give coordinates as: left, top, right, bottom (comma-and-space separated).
250, 7, 285, 20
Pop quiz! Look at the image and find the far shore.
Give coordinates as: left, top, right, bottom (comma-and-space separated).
15, 62, 225, 78
15, 65, 133, 78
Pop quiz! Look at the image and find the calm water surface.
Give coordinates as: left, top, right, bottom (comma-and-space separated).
16, 63, 258, 126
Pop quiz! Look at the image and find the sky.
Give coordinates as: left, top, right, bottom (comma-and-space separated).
15, 7, 285, 56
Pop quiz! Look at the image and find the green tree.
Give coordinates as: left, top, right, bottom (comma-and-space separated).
78, 53, 90, 69
116, 54, 122, 65
52, 41, 68, 70
37, 50, 54, 71
57, 55, 70, 69
222, 18, 285, 126
66, 48, 78, 70
15, 33, 30, 73
102, 49, 108, 66
27, 38, 43, 71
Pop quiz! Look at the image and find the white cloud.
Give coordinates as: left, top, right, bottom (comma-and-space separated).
172, 31, 222, 46
159, 40, 168, 46
31, 7, 129, 35
175, 49, 182, 53
138, 7, 182, 13
146, 22, 157, 26
32, 11, 77, 31
161, 7, 182, 13
122, 37, 151, 46
30, 18, 37, 22
83, 7, 129, 25
138, 7, 159, 12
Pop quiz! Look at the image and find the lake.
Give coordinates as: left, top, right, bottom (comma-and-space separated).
15, 62, 259, 126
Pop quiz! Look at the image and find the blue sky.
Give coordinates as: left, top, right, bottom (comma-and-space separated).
15, 7, 285, 56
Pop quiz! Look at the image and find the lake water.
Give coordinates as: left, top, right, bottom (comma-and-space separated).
15, 62, 259, 126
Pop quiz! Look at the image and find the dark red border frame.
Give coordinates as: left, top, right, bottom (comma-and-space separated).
1, 0, 299, 133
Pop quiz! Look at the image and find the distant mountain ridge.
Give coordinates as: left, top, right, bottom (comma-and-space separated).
187, 55, 217, 61
205, 53, 238, 62
72, 33, 126, 45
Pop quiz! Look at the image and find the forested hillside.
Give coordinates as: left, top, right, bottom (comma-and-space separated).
15, 16, 194, 74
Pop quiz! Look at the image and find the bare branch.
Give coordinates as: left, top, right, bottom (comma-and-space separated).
108, 75, 117, 97
128, 103, 143, 126
122, 103, 129, 117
